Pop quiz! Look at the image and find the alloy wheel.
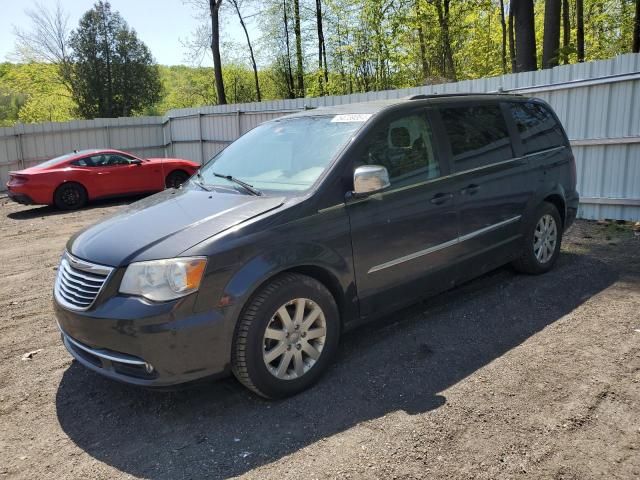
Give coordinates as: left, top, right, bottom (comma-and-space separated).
61, 186, 80, 207
533, 214, 557, 264
262, 298, 327, 380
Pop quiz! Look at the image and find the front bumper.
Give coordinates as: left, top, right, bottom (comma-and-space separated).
54, 294, 235, 387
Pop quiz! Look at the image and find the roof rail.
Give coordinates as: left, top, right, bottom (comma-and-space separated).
405, 92, 522, 100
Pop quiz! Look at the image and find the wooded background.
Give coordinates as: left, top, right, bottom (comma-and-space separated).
1, 0, 639, 126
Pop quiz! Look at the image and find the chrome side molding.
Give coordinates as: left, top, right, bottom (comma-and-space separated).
368, 215, 522, 274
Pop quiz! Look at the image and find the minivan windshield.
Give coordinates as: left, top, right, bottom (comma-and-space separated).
197, 115, 364, 192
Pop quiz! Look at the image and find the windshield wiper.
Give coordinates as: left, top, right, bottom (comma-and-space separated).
212, 172, 262, 196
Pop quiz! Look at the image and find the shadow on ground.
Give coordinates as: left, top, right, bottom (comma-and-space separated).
6, 195, 145, 220
56, 250, 617, 479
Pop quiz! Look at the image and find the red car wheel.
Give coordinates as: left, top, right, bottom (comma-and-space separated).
54, 183, 87, 210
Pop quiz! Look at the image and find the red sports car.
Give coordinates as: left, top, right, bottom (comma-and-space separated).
6, 149, 200, 210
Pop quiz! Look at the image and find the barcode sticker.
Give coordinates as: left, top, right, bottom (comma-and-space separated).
331, 114, 372, 123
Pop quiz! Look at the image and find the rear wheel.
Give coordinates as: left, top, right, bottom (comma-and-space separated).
165, 170, 189, 189
512, 202, 562, 274
231, 273, 340, 399
54, 183, 87, 210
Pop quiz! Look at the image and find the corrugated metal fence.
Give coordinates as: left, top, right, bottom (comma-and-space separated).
1, 53, 639, 220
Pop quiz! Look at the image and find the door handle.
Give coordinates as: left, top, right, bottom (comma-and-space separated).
460, 184, 480, 195
430, 192, 454, 205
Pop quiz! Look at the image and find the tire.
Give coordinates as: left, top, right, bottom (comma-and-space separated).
54, 182, 87, 210
512, 201, 563, 274
165, 170, 189, 189
231, 273, 340, 399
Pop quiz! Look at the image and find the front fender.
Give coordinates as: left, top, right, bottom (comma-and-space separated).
188, 203, 358, 365
219, 240, 357, 323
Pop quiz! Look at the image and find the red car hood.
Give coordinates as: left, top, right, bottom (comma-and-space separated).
146, 157, 198, 165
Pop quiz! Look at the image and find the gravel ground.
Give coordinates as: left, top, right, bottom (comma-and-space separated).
0, 197, 639, 480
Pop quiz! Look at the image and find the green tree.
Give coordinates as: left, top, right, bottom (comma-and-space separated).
68, 1, 161, 118
0, 62, 75, 124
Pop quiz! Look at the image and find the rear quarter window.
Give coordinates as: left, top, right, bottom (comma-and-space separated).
439, 104, 513, 172
507, 101, 567, 155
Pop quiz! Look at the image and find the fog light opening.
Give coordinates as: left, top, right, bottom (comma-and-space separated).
144, 363, 154, 374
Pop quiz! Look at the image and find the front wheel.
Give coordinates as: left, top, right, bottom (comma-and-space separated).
512, 202, 562, 274
165, 170, 189, 189
231, 273, 340, 399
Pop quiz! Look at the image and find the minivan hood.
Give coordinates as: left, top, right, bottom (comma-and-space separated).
68, 188, 285, 267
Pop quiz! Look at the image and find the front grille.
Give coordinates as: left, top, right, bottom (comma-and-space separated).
54, 252, 113, 311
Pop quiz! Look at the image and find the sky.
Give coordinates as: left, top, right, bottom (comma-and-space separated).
0, 0, 256, 66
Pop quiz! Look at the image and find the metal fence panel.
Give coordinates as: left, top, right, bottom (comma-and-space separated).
202, 113, 238, 142
240, 111, 289, 134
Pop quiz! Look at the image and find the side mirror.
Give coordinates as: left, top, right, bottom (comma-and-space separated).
131, 159, 143, 165
353, 165, 390, 196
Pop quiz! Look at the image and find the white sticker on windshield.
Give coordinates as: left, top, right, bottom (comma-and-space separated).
331, 113, 372, 123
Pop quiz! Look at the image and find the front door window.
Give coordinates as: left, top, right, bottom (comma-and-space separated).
360, 114, 441, 187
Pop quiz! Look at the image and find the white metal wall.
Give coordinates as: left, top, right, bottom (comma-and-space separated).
163, 110, 293, 165
1, 53, 639, 220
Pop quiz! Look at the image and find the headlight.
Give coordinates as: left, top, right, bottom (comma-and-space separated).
119, 257, 207, 302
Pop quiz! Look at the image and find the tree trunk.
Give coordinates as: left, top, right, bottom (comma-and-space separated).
633, 0, 640, 53
315, 0, 327, 93
416, 0, 429, 81
230, 0, 261, 101
499, 0, 507, 74
334, 18, 344, 93
292, 0, 304, 97
283, 0, 295, 98
562, 0, 570, 64
209, 0, 226, 105
435, 0, 456, 81
512, 0, 537, 72
542, 0, 561, 69
508, 4, 516, 72
576, 0, 584, 62
100, 10, 113, 116
322, 39, 329, 84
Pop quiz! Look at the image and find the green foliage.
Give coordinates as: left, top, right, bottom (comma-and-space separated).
68, 1, 161, 118
579, 0, 636, 61
286, 0, 637, 96
1, 0, 637, 126
155, 64, 272, 112
155, 66, 217, 112
0, 62, 75, 125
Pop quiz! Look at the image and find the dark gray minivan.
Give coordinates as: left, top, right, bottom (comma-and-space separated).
54, 94, 579, 398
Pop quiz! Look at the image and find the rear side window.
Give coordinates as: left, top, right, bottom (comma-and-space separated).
507, 101, 566, 155
439, 104, 512, 171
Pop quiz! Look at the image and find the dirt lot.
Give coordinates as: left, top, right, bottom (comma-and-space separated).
0, 196, 639, 480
